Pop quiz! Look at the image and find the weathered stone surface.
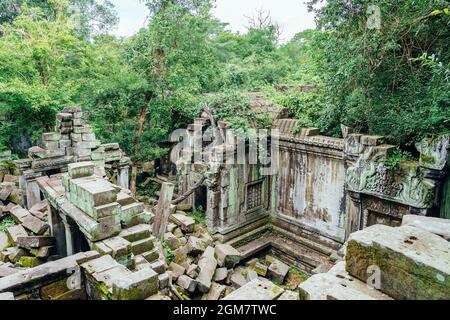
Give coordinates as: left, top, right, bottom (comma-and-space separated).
201, 282, 226, 300
177, 275, 198, 293
30, 246, 55, 258
214, 268, 228, 282
153, 183, 175, 239
150, 260, 165, 274
0, 292, 14, 300
9, 205, 29, 222
119, 224, 151, 242
102, 236, 132, 266
402, 215, 450, 240
0, 264, 18, 277
0, 251, 99, 294
164, 232, 181, 250
230, 269, 248, 289
187, 236, 208, 256
186, 264, 199, 278
196, 246, 217, 293
131, 237, 155, 255
215, 244, 242, 268
346, 225, 450, 300
278, 290, 299, 300
254, 262, 268, 277
0, 232, 9, 251
223, 279, 284, 300
6, 225, 28, 245
299, 262, 391, 300
21, 215, 49, 235
268, 259, 289, 284
68, 162, 95, 179
170, 214, 195, 233
158, 272, 170, 289
142, 248, 159, 263
16, 236, 55, 250
246, 269, 258, 282
81, 255, 118, 275
112, 268, 158, 300
168, 262, 185, 280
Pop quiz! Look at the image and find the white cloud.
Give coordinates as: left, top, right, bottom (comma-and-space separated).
109, 0, 316, 41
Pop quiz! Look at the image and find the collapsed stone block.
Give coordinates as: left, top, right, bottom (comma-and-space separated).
214, 244, 242, 268
68, 162, 94, 179
402, 215, 450, 240
346, 225, 450, 300
196, 246, 217, 293
177, 275, 198, 293
170, 213, 195, 233
112, 268, 158, 300
268, 259, 289, 284
223, 279, 284, 300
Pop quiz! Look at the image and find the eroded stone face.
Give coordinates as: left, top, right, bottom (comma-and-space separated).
346, 225, 450, 300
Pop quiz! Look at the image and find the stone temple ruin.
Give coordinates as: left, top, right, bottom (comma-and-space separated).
0, 104, 449, 300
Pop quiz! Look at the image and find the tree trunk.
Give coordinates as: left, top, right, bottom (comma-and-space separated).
130, 95, 152, 195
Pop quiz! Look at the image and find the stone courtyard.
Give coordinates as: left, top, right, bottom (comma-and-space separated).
0, 107, 449, 301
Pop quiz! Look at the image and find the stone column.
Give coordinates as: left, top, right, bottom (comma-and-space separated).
24, 170, 43, 209
48, 203, 67, 257
345, 191, 362, 240
62, 216, 77, 256
152, 182, 175, 239
117, 165, 130, 189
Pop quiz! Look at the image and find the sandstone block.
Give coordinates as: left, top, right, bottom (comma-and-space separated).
223, 279, 284, 300
268, 259, 289, 284
214, 244, 242, 268
112, 268, 158, 300
346, 225, 450, 300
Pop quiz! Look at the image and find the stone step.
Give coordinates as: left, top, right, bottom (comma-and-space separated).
402, 215, 450, 240
346, 225, 450, 300
119, 224, 152, 242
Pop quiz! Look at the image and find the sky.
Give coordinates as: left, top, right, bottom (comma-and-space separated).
110, 0, 316, 42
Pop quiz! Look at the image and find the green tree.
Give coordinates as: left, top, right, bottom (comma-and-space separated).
0, 5, 90, 153
305, 0, 450, 146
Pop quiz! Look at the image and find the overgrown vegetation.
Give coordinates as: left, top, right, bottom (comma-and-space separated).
0, 216, 16, 233
0, 0, 448, 178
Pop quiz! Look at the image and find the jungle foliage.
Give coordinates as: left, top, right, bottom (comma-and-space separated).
0, 0, 448, 171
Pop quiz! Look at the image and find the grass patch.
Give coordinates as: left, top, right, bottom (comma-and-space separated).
0, 216, 16, 232
190, 206, 206, 225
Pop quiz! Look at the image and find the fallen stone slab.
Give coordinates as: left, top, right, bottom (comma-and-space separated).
201, 282, 226, 300
112, 268, 158, 300
299, 261, 392, 300
196, 246, 217, 293
268, 259, 289, 284
9, 205, 30, 223
16, 236, 55, 250
187, 236, 208, 256
0, 292, 14, 300
346, 225, 450, 300
223, 279, 285, 300
6, 225, 28, 245
0, 232, 9, 251
170, 214, 195, 233
21, 215, 49, 235
278, 290, 299, 300
186, 264, 199, 278
230, 269, 248, 289
177, 275, 198, 293
254, 262, 268, 277
214, 268, 228, 282
0, 264, 19, 277
402, 215, 450, 240
215, 244, 242, 268
0, 251, 99, 294
169, 262, 186, 280
30, 246, 56, 259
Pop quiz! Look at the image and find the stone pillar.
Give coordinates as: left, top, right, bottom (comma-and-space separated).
48, 203, 67, 257
345, 191, 362, 240
24, 170, 43, 209
117, 165, 129, 189
152, 182, 175, 239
